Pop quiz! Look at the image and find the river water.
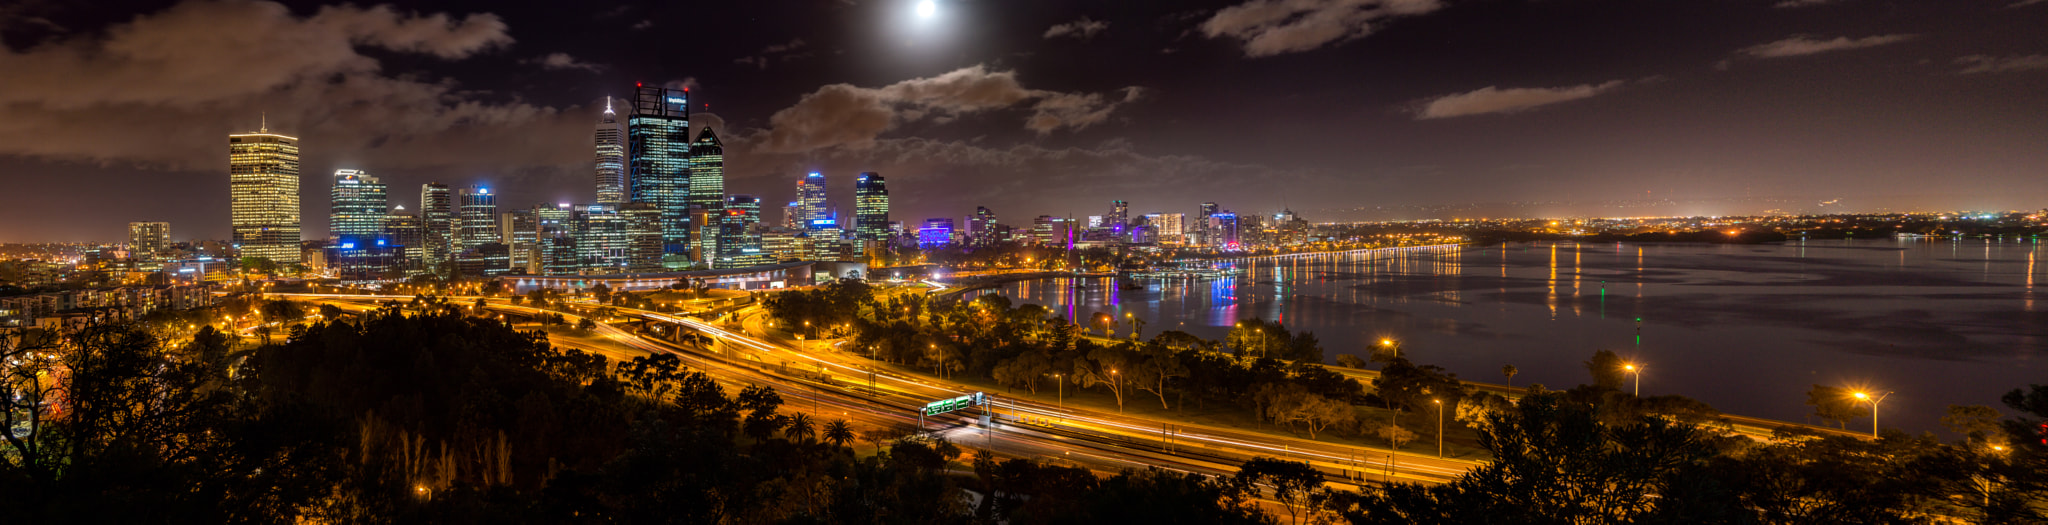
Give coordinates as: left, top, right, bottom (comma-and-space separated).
979, 240, 2048, 433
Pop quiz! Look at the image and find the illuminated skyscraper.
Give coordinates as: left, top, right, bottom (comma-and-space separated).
688, 127, 726, 260
329, 169, 387, 240
420, 183, 453, 273
1108, 200, 1129, 229
796, 172, 828, 228
457, 185, 499, 253
128, 222, 169, 259
854, 173, 889, 241
228, 122, 301, 263
594, 96, 627, 204
627, 85, 692, 266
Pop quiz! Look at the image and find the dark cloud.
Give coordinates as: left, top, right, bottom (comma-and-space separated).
734, 38, 809, 70
1955, 54, 2048, 74
529, 52, 601, 71
1740, 34, 1916, 58
0, 0, 584, 173
1043, 16, 1109, 40
1414, 81, 1628, 120
752, 65, 1143, 153
1199, 0, 1444, 57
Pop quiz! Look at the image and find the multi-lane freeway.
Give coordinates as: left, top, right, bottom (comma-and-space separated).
268, 291, 1479, 488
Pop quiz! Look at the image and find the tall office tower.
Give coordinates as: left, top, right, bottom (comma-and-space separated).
128, 222, 170, 259
385, 208, 422, 270
687, 128, 726, 260
627, 85, 692, 265
594, 96, 627, 204
228, 122, 302, 263
329, 169, 387, 240
621, 203, 666, 272
533, 204, 578, 275
854, 172, 889, 241
918, 218, 954, 248
457, 185, 499, 253
420, 183, 454, 272
783, 201, 805, 229
501, 209, 537, 272
1108, 200, 1129, 229
796, 172, 828, 227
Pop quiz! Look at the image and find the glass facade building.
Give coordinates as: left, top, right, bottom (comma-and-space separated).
228, 127, 301, 263
627, 85, 692, 263
796, 172, 828, 228
854, 173, 889, 242
329, 169, 387, 240
688, 128, 726, 261
457, 185, 499, 253
420, 183, 454, 273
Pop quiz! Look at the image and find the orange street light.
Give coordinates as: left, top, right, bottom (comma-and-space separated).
1850, 390, 1893, 438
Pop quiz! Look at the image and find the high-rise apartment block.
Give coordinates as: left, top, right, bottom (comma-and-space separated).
128, 222, 170, 259
595, 97, 627, 204
969, 206, 997, 245
229, 123, 302, 263
628, 85, 692, 265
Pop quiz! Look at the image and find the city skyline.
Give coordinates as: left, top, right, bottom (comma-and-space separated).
2, 0, 2045, 244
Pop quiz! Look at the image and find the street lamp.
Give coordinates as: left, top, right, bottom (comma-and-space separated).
1053, 373, 1064, 407
1852, 390, 1893, 438
1111, 368, 1122, 414
1622, 363, 1640, 397
1433, 398, 1444, 458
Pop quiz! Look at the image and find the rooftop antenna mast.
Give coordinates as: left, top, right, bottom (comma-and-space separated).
260, 112, 268, 133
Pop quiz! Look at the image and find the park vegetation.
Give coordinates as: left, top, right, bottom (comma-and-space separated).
4, 287, 2045, 522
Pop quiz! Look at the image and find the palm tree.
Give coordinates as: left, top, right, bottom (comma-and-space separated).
785, 413, 816, 443
822, 419, 855, 450
1502, 365, 1518, 387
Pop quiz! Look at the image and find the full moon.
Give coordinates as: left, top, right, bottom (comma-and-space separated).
915, 0, 936, 19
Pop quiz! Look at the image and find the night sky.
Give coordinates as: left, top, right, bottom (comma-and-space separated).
2, 0, 2045, 242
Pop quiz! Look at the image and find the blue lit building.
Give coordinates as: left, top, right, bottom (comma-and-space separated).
918, 218, 954, 249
